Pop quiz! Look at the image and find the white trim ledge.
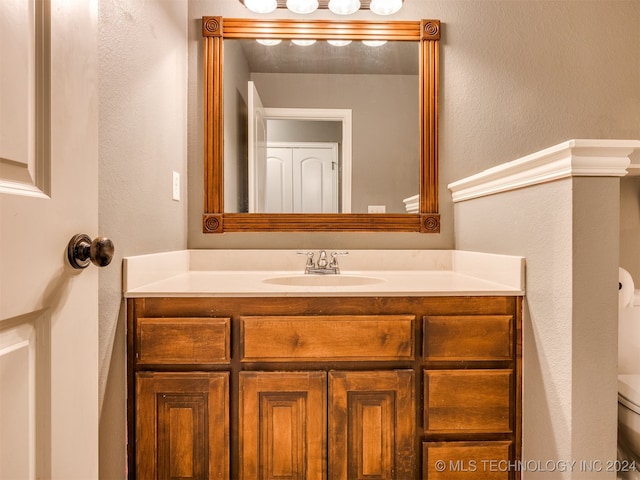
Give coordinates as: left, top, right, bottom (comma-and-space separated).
448, 139, 640, 203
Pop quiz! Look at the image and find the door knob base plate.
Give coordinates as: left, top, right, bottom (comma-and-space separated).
67, 234, 114, 269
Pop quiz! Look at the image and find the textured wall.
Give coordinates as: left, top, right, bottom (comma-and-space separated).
188, 0, 640, 249
98, 1, 188, 478
620, 176, 640, 279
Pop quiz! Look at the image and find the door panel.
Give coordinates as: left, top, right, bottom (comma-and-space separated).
293, 147, 337, 213
239, 371, 327, 480
248, 81, 267, 212
0, 0, 50, 197
136, 372, 229, 480
265, 143, 338, 213
328, 370, 416, 480
0, 0, 99, 478
265, 147, 293, 213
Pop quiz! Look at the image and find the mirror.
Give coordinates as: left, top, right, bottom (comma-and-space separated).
202, 17, 440, 233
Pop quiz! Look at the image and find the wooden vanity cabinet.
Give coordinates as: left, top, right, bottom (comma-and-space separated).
127, 295, 521, 480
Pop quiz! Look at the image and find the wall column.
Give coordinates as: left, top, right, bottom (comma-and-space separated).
449, 139, 640, 479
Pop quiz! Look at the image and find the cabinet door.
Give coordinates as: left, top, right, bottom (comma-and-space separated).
136, 372, 229, 480
239, 371, 327, 480
328, 370, 416, 480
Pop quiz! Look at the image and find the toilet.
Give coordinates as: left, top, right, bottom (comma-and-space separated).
618, 268, 640, 478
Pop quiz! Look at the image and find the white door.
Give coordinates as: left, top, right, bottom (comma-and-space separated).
265, 144, 338, 213
248, 81, 267, 212
0, 1, 99, 479
265, 147, 293, 213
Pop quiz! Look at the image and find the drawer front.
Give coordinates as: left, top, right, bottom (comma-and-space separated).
424, 315, 513, 361
137, 317, 230, 364
241, 315, 414, 362
424, 370, 512, 433
423, 441, 512, 480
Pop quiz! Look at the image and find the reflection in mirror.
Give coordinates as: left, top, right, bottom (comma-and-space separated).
224, 39, 419, 214
202, 17, 440, 233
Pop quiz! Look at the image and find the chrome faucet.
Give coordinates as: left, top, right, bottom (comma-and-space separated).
298, 250, 348, 274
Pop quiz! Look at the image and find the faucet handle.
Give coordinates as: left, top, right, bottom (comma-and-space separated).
330, 251, 348, 269
296, 251, 315, 268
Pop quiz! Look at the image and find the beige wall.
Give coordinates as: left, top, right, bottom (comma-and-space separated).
621, 176, 640, 280
188, 0, 640, 250
98, 1, 189, 478
252, 72, 419, 213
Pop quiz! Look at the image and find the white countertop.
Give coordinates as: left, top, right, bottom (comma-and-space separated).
123, 249, 525, 298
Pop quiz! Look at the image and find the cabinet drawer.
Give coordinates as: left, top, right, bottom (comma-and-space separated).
137, 317, 230, 364
424, 370, 512, 433
423, 441, 512, 480
241, 315, 414, 362
424, 315, 513, 361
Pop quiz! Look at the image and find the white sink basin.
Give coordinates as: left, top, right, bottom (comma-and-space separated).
262, 274, 384, 287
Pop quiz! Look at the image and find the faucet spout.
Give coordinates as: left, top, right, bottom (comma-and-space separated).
317, 250, 328, 269
300, 250, 348, 274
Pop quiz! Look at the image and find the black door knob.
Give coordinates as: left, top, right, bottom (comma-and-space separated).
67, 234, 115, 269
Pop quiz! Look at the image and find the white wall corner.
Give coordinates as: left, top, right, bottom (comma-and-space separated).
448, 139, 640, 203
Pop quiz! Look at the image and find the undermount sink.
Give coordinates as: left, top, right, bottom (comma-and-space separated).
262, 274, 384, 287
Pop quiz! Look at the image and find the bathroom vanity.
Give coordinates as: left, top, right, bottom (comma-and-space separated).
125, 250, 524, 479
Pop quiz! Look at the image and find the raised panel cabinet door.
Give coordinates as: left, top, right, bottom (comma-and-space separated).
136, 372, 229, 480
328, 370, 416, 480
239, 371, 327, 480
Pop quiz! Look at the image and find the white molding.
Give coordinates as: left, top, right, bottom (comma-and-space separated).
448, 139, 640, 203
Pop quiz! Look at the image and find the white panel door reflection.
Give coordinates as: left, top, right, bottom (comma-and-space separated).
266, 143, 338, 213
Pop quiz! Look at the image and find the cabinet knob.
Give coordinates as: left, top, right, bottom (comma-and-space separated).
67, 234, 115, 269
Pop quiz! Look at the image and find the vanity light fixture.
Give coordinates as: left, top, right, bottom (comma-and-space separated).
291, 38, 317, 46
256, 38, 283, 45
244, 0, 278, 14
328, 0, 360, 15
362, 39, 387, 47
240, 0, 403, 15
327, 39, 352, 46
286, 0, 319, 14
369, 0, 402, 15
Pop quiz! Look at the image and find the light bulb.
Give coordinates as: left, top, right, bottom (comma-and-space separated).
286, 0, 319, 14
369, 0, 402, 15
362, 40, 387, 47
327, 39, 352, 46
291, 39, 317, 46
328, 0, 360, 15
256, 39, 282, 46
244, 0, 277, 14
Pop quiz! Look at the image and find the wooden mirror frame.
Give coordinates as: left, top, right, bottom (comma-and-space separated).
202, 16, 440, 233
